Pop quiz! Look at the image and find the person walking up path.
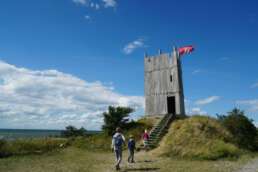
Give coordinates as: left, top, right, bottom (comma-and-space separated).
111, 127, 125, 171
142, 129, 149, 151
127, 135, 136, 163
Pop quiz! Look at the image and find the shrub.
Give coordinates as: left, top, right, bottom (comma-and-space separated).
156, 116, 241, 160
61, 126, 87, 137
217, 108, 257, 150
0, 139, 9, 157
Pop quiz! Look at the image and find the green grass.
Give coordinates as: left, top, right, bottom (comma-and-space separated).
71, 134, 111, 151
0, 138, 68, 157
0, 147, 256, 172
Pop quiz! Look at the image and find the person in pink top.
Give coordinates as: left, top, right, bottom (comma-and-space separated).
142, 129, 149, 151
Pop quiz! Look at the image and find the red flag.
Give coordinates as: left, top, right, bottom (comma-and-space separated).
178, 45, 194, 56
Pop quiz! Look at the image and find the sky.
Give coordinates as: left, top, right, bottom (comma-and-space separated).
0, 0, 258, 130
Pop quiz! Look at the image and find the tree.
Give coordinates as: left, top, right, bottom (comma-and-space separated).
61, 125, 87, 137
102, 106, 134, 135
217, 108, 257, 150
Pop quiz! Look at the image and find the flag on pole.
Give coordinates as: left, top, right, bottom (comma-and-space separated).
178, 45, 194, 56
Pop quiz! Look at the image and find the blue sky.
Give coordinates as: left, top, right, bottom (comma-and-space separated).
0, 0, 257, 129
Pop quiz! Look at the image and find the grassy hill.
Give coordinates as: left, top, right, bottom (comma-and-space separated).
155, 115, 242, 160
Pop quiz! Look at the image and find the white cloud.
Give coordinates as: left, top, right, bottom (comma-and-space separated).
90, 2, 100, 10
0, 61, 144, 130
251, 82, 258, 88
123, 38, 145, 55
72, 0, 116, 11
72, 0, 88, 6
187, 107, 207, 115
254, 122, 258, 127
184, 99, 190, 103
195, 96, 220, 105
95, 3, 100, 10
85, 15, 91, 20
236, 99, 258, 112
192, 69, 201, 75
102, 0, 117, 8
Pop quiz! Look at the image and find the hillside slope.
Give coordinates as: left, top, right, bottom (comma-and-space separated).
155, 116, 241, 160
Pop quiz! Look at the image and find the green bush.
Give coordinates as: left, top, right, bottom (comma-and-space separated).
0, 139, 9, 157
61, 125, 87, 137
217, 108, 257, 150
157, 116, 241, 160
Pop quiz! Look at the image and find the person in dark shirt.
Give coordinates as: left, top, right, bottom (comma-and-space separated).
127, 135, 135, 163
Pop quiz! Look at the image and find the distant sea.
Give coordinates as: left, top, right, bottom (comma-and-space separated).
0, 129, 100, 140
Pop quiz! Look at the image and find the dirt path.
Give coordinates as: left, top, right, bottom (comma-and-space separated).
110, 151, 258, 172
236, 157, 258, 172
116, 151, 161, 172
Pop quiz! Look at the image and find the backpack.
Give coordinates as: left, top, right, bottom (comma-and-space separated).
128, 139, 135, 150
114, 134, 123, 148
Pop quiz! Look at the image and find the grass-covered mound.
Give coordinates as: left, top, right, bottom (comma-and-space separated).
156, 116, 241, 160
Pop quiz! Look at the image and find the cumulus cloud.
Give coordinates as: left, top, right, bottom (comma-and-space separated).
195, 96, 220, 105
0, 61, 144, 130
102, 0, 117, 8
236, 99, 258, 112
123, 38, 145, 55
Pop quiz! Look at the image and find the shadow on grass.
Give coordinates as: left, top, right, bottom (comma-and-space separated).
124, 167, 160, 171
135, 160, 156, 163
